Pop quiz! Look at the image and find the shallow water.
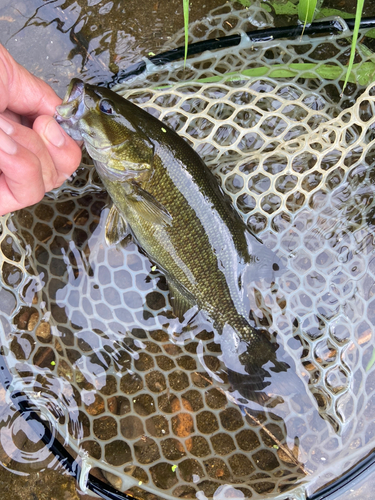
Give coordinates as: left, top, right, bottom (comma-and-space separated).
1, 1, 375, 499
0, 0, 223, 97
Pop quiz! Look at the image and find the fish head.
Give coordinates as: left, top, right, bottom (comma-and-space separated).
55, 78, 153, 177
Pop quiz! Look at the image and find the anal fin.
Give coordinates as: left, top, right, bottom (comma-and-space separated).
168, 282, 194, 322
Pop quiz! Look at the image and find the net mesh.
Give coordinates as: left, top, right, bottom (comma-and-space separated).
1, 2, 375, 499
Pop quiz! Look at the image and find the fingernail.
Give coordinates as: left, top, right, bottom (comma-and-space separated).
0, 129, 17, 155
0, 115, 14, 135
45, 119, 66, 148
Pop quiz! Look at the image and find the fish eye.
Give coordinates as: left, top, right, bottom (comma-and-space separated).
99, 99, 114, 115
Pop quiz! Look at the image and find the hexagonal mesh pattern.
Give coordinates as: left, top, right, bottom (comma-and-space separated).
118, 1, 374, 108
1, 3, 375, 500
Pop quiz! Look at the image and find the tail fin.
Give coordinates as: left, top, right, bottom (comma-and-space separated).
223, 324, 299, 405
228, 335, 311, 408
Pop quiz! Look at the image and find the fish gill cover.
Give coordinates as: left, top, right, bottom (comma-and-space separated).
1, 2, 375, 499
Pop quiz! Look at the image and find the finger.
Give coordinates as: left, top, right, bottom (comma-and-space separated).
33, 115, 82, 187
2, 109, 33, 128
0, 45, 61, 118
0, 114, 58, 192
1, 109, 22, 124
0, 129, 45, 216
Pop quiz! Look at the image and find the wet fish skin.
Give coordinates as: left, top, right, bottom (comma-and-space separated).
55, 78, 287, 388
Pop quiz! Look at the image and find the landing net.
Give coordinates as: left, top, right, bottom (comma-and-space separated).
1, 2, 375, 499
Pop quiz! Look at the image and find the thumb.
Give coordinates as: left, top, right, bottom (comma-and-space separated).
34, 115, 82, 187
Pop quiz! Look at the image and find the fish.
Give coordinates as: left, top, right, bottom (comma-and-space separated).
55, 78, 290, 398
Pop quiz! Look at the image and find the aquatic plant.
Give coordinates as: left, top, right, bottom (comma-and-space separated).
183, 0, 189, 65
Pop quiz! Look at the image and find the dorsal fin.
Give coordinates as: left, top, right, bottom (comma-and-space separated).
241, 232, 285, 284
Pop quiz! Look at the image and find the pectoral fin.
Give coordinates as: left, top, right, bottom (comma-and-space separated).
168, 282, 194, 322
130, 184, 172, 227
105, 205, 132, 246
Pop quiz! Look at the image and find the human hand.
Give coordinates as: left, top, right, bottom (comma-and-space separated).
0, 45, 82, 216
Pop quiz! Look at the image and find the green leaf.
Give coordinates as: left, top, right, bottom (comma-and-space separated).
316, 8, 353, 19
269, 1, 298, 16
234, 0, 252, 7
154, 60, 375, 88
183, 0, 189, 67
342, 0, 365, 93
298, 0, 319, 25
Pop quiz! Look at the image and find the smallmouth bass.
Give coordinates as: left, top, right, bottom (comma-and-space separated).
55, 79, 290, 396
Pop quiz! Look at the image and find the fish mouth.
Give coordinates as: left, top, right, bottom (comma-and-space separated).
54, 79, 86, 141
64, 79, 85, 104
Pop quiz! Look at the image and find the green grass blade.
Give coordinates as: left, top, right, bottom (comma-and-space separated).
153, 61, 375, 89
342, 0, 365, 93
183, 0, 189, 67
366, 348, 375, 372
298, 0, 319, 25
